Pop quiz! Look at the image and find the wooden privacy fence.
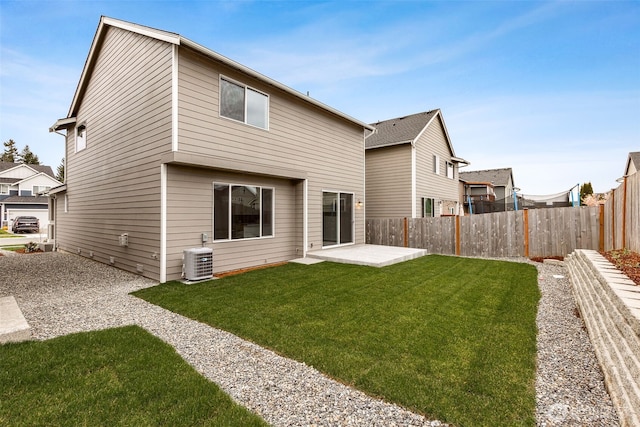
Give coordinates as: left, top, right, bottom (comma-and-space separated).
366, 206, 602, 259
604, 171, 639, 253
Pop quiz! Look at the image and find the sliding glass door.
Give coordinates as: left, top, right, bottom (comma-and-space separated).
323, 191, 353, 247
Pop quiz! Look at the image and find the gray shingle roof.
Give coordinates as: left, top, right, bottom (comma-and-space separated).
626, 151, 640, 174
459, 168, 514, 188
0, 195, 50, 204
0, 162, 55, 178
366, 110, 439, 149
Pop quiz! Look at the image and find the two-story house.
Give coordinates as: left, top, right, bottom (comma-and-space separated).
0, 162, 61, 232
49, 17, 374, 282
459, 167, 516, 213
365, 110, 469, 218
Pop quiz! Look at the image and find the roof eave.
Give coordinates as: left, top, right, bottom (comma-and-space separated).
64, 16, 374, 132
49, 117, 77, 132
365, 140, 413, 150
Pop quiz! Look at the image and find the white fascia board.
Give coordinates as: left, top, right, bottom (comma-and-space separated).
102, 17, 180, 45
14, 172, 62, 186
0, 164, 39, 178
49, 117, 77, 132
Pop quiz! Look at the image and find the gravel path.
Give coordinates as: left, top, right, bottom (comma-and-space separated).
0, 252, 620, 426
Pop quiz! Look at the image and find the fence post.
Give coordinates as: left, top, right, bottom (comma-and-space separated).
403, 217, 408, 248
599, 204, 605, 252
622, 176, 627, 249
611, 190, 616, 249
523, 209, 529, 258
455, 215, 461, 255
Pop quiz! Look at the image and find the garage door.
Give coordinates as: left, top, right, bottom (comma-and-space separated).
7, 209, 49, 233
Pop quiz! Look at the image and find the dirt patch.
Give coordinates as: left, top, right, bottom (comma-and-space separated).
13, 248, 44, 254
601, 249, 640, 286
529, 256, 564, 263
215, 261, 288, 278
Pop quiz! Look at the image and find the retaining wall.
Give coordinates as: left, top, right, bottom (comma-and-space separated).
566, 249, 640, 427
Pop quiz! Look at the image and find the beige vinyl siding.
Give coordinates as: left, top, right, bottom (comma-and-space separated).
56, 26, 173, 280
365, 144, 412, 219
176, 48, 365, 252
165, 165, 299, 277
415, 116, 460, 216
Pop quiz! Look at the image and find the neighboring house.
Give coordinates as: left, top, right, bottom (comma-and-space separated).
0, 162, 61, 232
459, 168, 516, 213
624, 151, 640, 176
49, 17, 374, 282
365, 110, 469, 218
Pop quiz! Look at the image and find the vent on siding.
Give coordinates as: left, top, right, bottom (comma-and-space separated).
183, 248, 213, 281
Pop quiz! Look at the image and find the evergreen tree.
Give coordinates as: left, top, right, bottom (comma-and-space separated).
1, 139, 19, 162
56, 158, 65, 182
580, 182, 594, 206
19, 145, 40, 164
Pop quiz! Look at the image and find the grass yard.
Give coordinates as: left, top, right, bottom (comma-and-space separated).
0, 325, 267, 426
134, 255, 540, 427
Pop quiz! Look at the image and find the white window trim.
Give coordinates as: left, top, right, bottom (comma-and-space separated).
433, 154, 440, 175
0, 184, 8, 195
76, 123, 87, 153
321, 189, 356, 249
422, 197, 435, 218
213, 182, 275, 242
33, 185, 51, 195
446, 161, 454, 179
219, 75, 269, 130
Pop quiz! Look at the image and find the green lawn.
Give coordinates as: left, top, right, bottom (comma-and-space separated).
0, 326, 267, 426
134, 255, 540, 427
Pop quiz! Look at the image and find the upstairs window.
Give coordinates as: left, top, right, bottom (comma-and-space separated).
220, 77, 268, 129
422, 197, 435, 217
0, 184, 8, 195
446, 161, 454, 179
76, 124, 86, 152
433, 155, 440, 175
33, 185, 51, 195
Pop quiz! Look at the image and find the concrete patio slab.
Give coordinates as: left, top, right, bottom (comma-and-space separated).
289, 257, 325, 265
0, 296, 31, 343
307, 244, 428, 268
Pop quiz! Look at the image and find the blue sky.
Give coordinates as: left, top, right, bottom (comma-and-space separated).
1, 0, 638, 195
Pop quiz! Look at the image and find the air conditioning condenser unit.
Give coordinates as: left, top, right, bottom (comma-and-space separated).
183, 247, 213, 281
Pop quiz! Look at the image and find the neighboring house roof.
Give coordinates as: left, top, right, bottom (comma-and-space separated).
365, 109, 468, 164
367, 110, 439, 149
51, 16, 374, 133
0, 195, 49, 204
0, 162, 56, 179
459, 168, 514, 188
625, 151, 640, 176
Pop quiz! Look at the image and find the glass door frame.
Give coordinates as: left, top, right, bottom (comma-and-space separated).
322, 190, 355, 248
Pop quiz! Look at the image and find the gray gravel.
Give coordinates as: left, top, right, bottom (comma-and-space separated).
0, 252, 620, 426
534, 261, 619, 426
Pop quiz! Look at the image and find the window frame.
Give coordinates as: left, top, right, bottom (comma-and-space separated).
446, 161, 454, 179
33, 185, 51, 195
422, 197, 435, 218
219, 76, 269, 130
0, 184, 8, 195
433, 155, 440, 175
76, 123, 87, 152
213, 182, 275, 242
